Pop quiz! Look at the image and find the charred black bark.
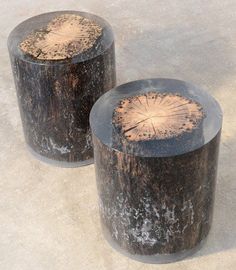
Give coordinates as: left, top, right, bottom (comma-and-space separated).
8, 11, 116, 166
93, 133, 220, 259
90, 78, 222, 263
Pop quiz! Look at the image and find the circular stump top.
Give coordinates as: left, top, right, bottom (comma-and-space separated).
90, 78, 222, 157
8, 11, 114, 63
113, 92, 204, 141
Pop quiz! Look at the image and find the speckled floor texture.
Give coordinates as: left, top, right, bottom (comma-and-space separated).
0, 1, 236, 270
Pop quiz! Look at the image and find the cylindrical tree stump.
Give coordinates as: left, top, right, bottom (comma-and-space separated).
90, 78, 222, 263
8, 11, 116, 167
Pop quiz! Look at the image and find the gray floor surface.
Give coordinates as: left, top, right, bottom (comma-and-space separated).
0, 1, 235, 269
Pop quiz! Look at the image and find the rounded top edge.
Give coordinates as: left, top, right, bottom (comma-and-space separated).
90, 78, 223, 158
8, 10, 114, 65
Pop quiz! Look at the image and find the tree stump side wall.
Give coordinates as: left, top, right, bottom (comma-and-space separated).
93, 131, 221, 255
10, 42, 115, 162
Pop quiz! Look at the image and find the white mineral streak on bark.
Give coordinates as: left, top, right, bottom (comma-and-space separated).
49, 138, 70, 153
68, 114, 74, 138
40, 136, 50, 152
81, 133, 92, 154
99, 191, 196, 247
162, 202, 180, 242
181, 199, 195, 232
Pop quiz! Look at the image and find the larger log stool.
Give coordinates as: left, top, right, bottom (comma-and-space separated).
90, 78, 222, 263
8, 11, 116, 167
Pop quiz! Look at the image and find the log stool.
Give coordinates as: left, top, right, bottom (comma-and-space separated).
8, 11, 116, 167
90, 78, 222, 263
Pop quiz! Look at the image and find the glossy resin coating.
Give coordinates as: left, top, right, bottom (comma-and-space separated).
8, 11, 116, 167
90, 78, 222, 263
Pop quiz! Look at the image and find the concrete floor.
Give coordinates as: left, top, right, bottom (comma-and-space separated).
1, 0, 236, 269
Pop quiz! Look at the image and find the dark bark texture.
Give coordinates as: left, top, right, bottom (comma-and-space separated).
93, 131, 221, 256
9, 41, 115, 164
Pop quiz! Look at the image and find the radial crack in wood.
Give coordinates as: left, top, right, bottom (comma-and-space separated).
113, 92, 204, 141
19, 14, 102, 60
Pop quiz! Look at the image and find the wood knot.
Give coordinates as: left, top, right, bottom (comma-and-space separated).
19, 14, 103, 60
113, 92, 204, 141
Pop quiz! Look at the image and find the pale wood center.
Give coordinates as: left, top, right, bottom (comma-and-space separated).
19, 14, 102, 60
113, 92, 204, 141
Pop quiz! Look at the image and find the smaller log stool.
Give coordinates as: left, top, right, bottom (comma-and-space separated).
8, 11, 116, 167
90, 78, 222, 263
